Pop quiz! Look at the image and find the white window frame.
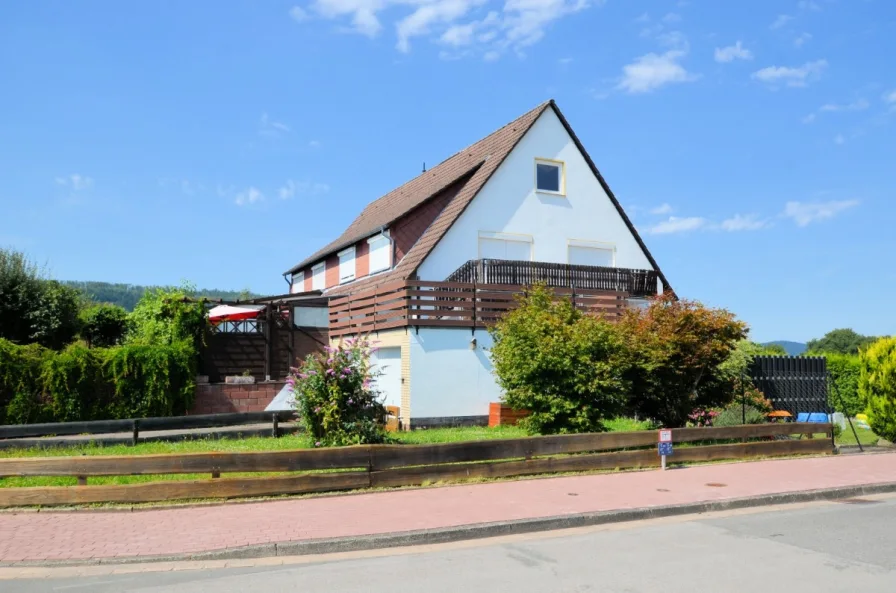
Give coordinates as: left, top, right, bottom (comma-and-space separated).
367, 233, 392, 275
338, 246, 356, 284
567, 239, 616, 268
477, 231, 534, 261
534, 158, 565, 196
311, 263, 325, 290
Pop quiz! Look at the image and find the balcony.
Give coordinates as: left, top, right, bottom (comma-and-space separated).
446, 259, 659, 298
329, 280, 628, 338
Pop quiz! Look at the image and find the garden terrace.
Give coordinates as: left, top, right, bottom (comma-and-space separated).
328, 280, 628, 338
447, 259, 660, 298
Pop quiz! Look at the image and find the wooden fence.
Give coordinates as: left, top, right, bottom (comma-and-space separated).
329, 280, 627, 338
0, 423, 832, 507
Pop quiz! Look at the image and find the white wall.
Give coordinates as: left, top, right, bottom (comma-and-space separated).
417, 108, 657, 285
408, 328, 501, 418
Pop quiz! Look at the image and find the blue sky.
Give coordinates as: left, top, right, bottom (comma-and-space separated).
1, 0, 894, 343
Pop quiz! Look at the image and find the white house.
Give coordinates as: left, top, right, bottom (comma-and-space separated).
283, 100, 670, 427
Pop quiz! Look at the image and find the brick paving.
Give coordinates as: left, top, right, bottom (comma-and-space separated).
0, 453, 894, 563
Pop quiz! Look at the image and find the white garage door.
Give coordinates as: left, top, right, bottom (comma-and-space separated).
371, 347, 402, 409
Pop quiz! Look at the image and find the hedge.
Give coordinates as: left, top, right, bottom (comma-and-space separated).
0, 338, 196, 425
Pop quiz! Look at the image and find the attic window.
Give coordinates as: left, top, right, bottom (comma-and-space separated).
338, 247, 356, 284
535, 159, 564, 194
367, 234, 391, 274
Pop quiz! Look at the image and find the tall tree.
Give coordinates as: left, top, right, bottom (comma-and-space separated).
807, 329, 878, 355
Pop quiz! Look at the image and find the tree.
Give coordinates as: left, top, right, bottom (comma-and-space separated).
617, 293, 748, 427
79, 303, 128, 347
858, 337, 896, 442
760, 343, 788, 356
0, 248, 81, 349
807, 329, 878, 355
489, 286, 630, 435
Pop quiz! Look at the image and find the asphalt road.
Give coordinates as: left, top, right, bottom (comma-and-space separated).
7, 494, 896, 592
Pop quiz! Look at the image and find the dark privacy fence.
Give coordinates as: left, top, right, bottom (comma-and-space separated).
749, 356, 829, 417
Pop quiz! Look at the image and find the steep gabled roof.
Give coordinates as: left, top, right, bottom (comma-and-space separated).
293, 100, 671, 296
285, 101, 551, 276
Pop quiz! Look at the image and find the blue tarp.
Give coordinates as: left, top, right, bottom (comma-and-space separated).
796, 412, 830, 423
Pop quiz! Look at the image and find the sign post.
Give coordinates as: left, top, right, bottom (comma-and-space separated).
658, 429, 673, 470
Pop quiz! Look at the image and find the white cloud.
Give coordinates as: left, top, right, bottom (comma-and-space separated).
770, 14, 792, 30
646, 216, 707, 235
819, 99, 869, 113
793, 32, 812, 47
55, 174, 93, 191
884, 90, 896, 107
783, 200, 858, 226
714, 41, 752, 63
721, 214, 768, 231
662, 12, 681, 23
557, 56, 573, 65
797, 1, 821, 11
803, 98, 869, 123
235, 187, 264, 206
834, 133, 845, 145
396, 0, 485, 53
633, 12, 650, 24
308, 139, 322, 148
650, 203, 673, 215
617, 49, 697, 94
311, 0, 595, 58
259, 112, 290, 135
278, 179, 330, 200
751, 59, 827, 88
289, 5, 311, 22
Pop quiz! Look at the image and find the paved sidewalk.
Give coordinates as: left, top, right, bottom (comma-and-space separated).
1, 453, 895, 564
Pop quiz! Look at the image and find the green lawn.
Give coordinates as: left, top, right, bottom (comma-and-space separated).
835, 424, 880, 447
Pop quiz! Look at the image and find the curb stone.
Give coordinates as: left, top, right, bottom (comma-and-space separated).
4, 481, 896, 568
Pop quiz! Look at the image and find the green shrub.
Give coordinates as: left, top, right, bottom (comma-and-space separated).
126, 284, 207, 350
0, 340, 50, 424
859, 337, 896, 442
823, 353, 862, 416
41, 343, 109, 421
80, 303, 128, 347
105, 341, 197, 419
713, 404, 766, 427
290, 337, 388, 447
0, 337, 196, 423
489, 285, 630, 435
618, 293, 748, 427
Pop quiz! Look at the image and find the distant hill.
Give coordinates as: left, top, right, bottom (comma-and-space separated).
63, 281, 260, 311
762, 341, 807, 356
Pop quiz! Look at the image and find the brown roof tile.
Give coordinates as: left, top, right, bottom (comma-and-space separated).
285, 101, 550, 276
303, 100, 671, 297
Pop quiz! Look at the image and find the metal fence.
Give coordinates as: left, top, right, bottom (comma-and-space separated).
749, 356, 829, 418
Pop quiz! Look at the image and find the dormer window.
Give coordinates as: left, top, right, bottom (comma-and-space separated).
535, 158, 564, 194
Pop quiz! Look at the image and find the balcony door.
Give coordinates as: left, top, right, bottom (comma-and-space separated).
478, 233, 532, 261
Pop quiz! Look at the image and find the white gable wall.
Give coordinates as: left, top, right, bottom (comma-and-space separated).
417, 108, 659, 291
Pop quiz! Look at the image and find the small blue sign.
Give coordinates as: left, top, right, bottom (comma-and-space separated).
658, 442, 673, 456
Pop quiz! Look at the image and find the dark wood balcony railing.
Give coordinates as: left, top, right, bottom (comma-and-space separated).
446, 259, 658, 298
329, 281, 627, 338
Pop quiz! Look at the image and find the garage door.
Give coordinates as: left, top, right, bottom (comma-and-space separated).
371, 347, 402, 409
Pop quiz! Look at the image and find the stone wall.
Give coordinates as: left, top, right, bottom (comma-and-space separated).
190, 381, 287, 415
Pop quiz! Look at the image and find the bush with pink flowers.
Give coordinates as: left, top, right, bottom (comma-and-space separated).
288, 337, 389, 447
